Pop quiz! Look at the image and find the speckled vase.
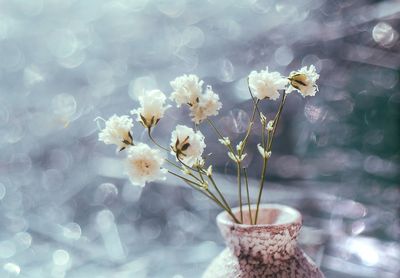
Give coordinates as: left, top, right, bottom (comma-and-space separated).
203, 204, 324, 278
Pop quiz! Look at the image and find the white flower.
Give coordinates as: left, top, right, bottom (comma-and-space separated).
206, 165, 213, 176
98, 115, 133, 151
170, 74, 203, 107
228, 152, 247, 163
288, 65, 319, 97
125, 143, 167, 186
131, 89, 170, 129
236, 141, 244, 153
257, 144, 272, 159
248, 67, 288, 100
266, 120, 274, 131
218, 137, 231, 146
170, 125, 206, 166
189, 86, 222, 124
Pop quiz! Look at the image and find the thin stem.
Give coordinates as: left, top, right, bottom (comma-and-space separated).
268, 93, 287, 150
243, 168, 253, 225
237, 163, 243, 223
148, 128, 169, 152
247, 77, 261, 116
176, 155, 202, 174
208, 175, 232, 213
168, 170, 201, 187
207, 119, 236, 156
254, 92, 288, 224
168, 170, 225, 210
239, 98, 259, 156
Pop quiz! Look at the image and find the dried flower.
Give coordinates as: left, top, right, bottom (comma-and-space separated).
257, 144, 272, 159
248, 67, 288, 100
193, 157, 205, 168
288, 65, 319, 97
98, 115, 133, 152
190, 86, 222, 124
200, 181, 209, 190
218, 137, 231, 146
260, 112, 267, 125
181, 166, 191, 175
206, 165, 213, 177
266, 120, 274, 131
170, 74, 203, 107
131, 89, 170, 129
228, 151, 247, 163
236, 141, 244, 153
170, 125, 206, 167
125, 143, 167, 186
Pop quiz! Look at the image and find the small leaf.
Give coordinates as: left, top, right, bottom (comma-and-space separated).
119, 147, 126, 152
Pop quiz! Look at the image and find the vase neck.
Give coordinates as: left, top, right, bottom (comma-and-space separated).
217, 204, 302, 264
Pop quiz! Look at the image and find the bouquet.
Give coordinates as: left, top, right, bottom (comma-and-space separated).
96, 65, 319, 225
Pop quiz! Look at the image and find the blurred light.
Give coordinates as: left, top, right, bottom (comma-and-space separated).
351, 220, 366, 235
3, 263, 20, 276
274, 46, 294, 66
219, 109, 250, 134
53, 249, 70, 266
0, 42, 25, 72
46, 29, 78, 58
182, 26, 205, 49
94, 183, 119, 205
128, 76, 158, 100
0, 241, 16, 259
348, 239, 380, 267
96, 209, 115, 232
250, 0, 274, 14
140, 219, 162, 240
41, 169, 64, 191
304, 103, 325, 124
13, 232, 32, 250
372, 22, 398, 48
0, 183, 6, 200
23, 65, 45, 86
62, 223, 81, 240
217, 58, 235, 82
156, 0, 186, 18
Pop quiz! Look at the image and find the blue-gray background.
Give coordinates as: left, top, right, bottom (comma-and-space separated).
0, 0, 399, 277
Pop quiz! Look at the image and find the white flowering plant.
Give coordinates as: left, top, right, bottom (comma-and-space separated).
96, 65, 319, 225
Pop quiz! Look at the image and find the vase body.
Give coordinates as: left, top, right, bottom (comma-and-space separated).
203, 204, 324, 278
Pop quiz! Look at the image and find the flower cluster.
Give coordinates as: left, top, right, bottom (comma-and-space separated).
248, 67, 287, 100
170, 74, 222, 124
170, 125, 205, 167
131, 90, 170, 129
96, 64, 320, 225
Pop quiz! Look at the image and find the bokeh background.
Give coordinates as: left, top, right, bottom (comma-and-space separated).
0, 0, 399, 277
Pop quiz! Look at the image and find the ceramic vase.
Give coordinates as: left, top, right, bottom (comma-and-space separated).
203, 204, 324, 278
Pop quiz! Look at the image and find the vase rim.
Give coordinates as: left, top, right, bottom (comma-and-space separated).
217, 203, 301, 227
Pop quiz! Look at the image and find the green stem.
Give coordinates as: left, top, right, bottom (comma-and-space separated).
148, 128, 169, 152
237, 163, 243, 222
243, 168, 253, 225
254, 92, 287, 224
247, 77, 261, 116
208, 175, 232, 213
207, 119, 237, 156
240, 99, 259, 155
168, 170, 226, 212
